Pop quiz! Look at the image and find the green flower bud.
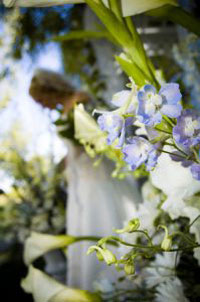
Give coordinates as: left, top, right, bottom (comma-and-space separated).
161, 236, 172, 251
124, 263, 135, 275
159, 225, 172, 251
114, 218, 140, 234
87, 245, 117, 265
96, 251, 104, 262
101, 249, 117, 265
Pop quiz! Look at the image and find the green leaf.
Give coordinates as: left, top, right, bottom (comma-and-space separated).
85, 0, 134, 50
115, 55, 146, 86
85, 0, 156, 84
53, 30, 110, 42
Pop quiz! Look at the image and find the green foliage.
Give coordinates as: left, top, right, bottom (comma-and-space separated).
53, 29, 111, 42
0, 139, 66, 243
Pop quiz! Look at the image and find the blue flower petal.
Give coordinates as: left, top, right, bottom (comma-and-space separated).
191, 163, 200, 181
159, 83, 182, 105
160, 103, 182, 118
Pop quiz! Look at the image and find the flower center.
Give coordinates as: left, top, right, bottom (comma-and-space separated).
184, 117, 199, 136
146, 93, 162, 114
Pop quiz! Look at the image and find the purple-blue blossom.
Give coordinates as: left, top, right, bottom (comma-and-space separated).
137, 83, 182, 126
173, 109, 200, 152
190, 163, 200, 181
97, 113, 133, 147
122, 137, 160, 171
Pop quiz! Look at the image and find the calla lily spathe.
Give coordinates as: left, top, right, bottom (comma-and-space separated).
21, 266, 101, 302
3, 0, 178, 17
24, 232, 76, 265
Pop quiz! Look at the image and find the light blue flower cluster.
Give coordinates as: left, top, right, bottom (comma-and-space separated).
137, 83, 182, 126
172, 109, 200, 180
122, 137, 160, 172
97, 82, 200, 180
173, 34, 200, 110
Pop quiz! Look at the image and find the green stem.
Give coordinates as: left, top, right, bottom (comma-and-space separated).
191, 147, 200, 164
164, 142, 188, 157
172, 231, 196, 246
133, 230, 153, 246
163, 116, 175, 128
75, 236, 118, 246
169, 244, 200, 252
158, 149, 186, 159
172, 140, 188, 157
108, 0, 122, 21
109, 236, 157, 250
189, 214, 200, 228
124, 17, 159, 87
155, 127, 172, 135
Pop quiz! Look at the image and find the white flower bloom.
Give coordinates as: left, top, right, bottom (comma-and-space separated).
24, 232, 75, 265
135, 181, 161, 234
151, 153, 200, 219
151, 153, 200, 264
3, 0, 178, 17
112, 90, 132, 107
142, 181, 161, 205
145, 252, 178, 288
155, 278, 189, 302
119, 181, 160, 254
111, 88, 138, 114
21, 266, 99, 302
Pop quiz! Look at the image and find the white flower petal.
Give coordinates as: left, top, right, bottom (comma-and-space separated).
21, 266, 98, 302
121, 0, 178, 17
3, 0, 178, 17
24, 232, 75, 265
74, 104, 107, 152
155, 278, 189, 302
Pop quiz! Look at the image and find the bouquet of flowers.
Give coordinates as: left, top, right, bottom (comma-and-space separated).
4, 1, 200, 301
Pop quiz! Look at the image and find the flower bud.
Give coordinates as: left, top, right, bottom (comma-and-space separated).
159, 225, 172, 251
87, 245, 117, 265
96, 251, 104, 262
124, 263, 135, 275
161, 236, 172, 251
115, 218, 140, 234
102, 249, 117, 265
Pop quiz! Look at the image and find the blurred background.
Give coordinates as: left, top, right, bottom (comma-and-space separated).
0, 1, 200, 301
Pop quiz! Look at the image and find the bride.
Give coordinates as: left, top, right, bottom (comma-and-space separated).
29, 66, 141, 290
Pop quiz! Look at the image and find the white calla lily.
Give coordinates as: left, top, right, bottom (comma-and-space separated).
3, 0, 85, 6
120, 0, 178, 17
74, 104, 107, 153
24, 232, 76, 265
3, 0, 178, 17
21, 266, 100, 302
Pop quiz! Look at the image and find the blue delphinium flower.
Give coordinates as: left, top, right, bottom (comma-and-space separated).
122, 137, 160, 171
137, 83, 182, 126
111, 89, 138, 114
190, 163, 200, 181
97, 114, 133, 147
173, 109, 200, 152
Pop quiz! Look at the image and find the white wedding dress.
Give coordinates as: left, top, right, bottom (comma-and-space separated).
66, 7, 141, 292
66, 142, 141, 290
